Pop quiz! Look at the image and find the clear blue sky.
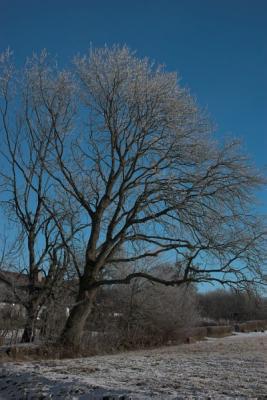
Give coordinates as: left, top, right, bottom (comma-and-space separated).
1, 0, 266, 206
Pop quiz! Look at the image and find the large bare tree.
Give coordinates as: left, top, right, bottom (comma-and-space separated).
0, 46, 266, 347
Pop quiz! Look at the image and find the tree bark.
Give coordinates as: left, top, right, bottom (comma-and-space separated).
21, 305, 38, 343
21, 324, 35, 343
60, 285, 97, 348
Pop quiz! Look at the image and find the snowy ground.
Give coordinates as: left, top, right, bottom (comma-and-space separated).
0, 332, 266, 399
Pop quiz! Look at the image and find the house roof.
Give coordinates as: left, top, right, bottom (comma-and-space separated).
0, 269, 46, 303
0, 270, 30, 287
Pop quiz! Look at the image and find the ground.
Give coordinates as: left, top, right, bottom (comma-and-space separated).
0, 332, 266, 399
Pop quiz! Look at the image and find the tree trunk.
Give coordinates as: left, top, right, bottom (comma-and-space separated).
21, 305, 38, 343
21, 324, 35, 343
60, 286, 97, 348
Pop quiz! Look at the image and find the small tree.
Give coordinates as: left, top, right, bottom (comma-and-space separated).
0, 46, 266, 348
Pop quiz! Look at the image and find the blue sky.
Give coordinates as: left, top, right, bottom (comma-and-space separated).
1, 0, 266, 203
0, 0, 266, 293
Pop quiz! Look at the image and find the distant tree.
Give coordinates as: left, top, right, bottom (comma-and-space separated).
0, 46, 266, 348
199, 289, 267, 322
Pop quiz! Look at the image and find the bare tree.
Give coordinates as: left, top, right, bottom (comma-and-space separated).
0, 50, 76, 342
0, 46, 266, 348
199, 288, 267, 322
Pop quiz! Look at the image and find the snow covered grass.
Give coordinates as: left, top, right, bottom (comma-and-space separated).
0, 332, 266, 399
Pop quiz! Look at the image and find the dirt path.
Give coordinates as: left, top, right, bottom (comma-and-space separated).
0, 332, 266, 399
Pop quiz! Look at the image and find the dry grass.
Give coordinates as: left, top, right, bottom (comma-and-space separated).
0, 332, 266, 399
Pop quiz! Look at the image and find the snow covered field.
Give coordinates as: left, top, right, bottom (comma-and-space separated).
0, 332, 266, 399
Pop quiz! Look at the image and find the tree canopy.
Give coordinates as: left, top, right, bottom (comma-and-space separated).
0, 46, 266, 346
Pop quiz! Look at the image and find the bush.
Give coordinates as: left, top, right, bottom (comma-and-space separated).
206, 325, 233, 337
235, 320, 267, 333
83, 280, 200, 352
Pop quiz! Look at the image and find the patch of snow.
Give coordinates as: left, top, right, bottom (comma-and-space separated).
0, 332, 266, 399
